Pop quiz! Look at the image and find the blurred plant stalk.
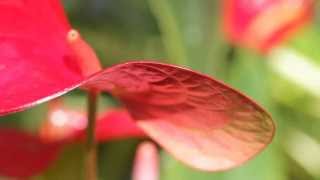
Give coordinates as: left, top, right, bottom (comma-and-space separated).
147, 0, 188, 66
67, 29, 103, 180
85, 90, 99, 180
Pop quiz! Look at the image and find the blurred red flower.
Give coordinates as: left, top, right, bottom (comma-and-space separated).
0, 105, 144, 177
223, 0, 313, 53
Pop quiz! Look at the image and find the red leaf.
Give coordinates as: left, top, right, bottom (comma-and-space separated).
83, 62, 275, 171
0, 128, 62, 177
223, 0, 313, 52
0, 0, 83, 115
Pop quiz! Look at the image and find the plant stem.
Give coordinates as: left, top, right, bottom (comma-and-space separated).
147, 0, 189, 65
224, 44, 237, 80
85, 90, 99, 180
226, 44, 236, 65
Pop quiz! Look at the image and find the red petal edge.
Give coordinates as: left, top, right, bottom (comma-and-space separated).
0, 128, 62, 177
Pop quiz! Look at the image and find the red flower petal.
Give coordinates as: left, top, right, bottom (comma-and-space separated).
0, 128, 62, 177
83, 62, 275, 171
223, 0, 313, 52
132, 142, 159, 180
0, 0, 83, 115
95, 109, 145, 141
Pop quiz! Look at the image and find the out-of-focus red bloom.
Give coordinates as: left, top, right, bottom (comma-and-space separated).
132, 142, 159, 180
0, 0, 275, 176
0, 107, 145, 178
0, 128, 62, 177
223, 0, 313, 53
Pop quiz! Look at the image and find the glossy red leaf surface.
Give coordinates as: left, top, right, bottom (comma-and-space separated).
132, 142, 159, 180
82, 62, 275, 171
40, 105, 145, 143
0, 0, 83, 115
223, 0, 313, 52
0, 128, 62, 177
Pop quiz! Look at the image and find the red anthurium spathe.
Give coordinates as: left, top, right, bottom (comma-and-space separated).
0, 0, 84, 114
0, 0, 275, 172
223, 0, 313, 53
0, 128, 62, 177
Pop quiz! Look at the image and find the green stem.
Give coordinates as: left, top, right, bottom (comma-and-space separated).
85, 90, 99, 180
147, 0, 188, 65
224, 44, 237, 80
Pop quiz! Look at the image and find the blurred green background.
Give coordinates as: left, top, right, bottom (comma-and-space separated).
1, 0, 320, 179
